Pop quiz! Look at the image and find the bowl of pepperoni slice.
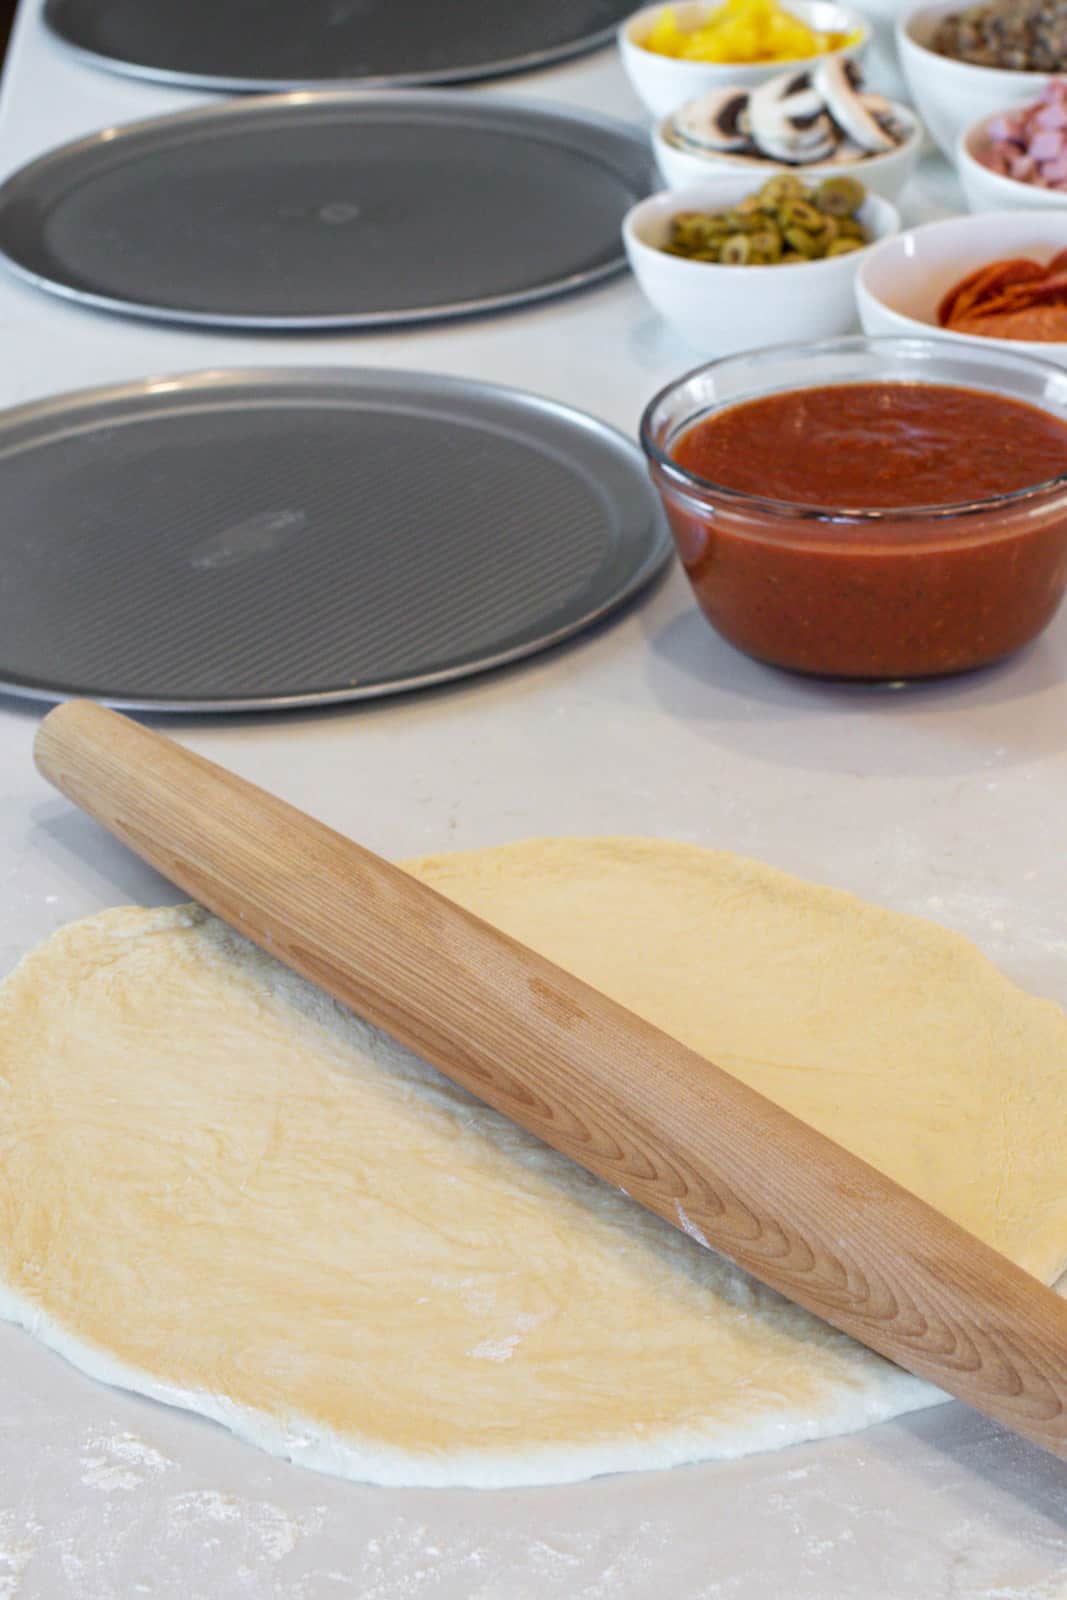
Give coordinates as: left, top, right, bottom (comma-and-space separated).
856, 208, 1067, 359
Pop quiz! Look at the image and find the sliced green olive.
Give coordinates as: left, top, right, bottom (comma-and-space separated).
670, 217, 725, 250
814, 175, 866, 217
747, 228, 783, 262
825, 236, 865, 256
783, 226, 820, 258
658, 176, 869, 264
720, 232, 753, 264
778, 199, 824, 231
756, 173, 808, 207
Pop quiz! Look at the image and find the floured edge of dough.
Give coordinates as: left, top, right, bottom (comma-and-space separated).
0, 1264, 946, 1489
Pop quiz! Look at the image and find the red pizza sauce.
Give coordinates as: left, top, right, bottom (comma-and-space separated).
659, 381, 1067, 678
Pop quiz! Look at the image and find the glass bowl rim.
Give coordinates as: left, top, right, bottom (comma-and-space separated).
638, 334, 1067, 522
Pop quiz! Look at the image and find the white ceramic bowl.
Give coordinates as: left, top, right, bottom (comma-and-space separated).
623, 174, 899, 354
653, 99, 922, 199
957, 109, 1067, 213
618, 0, 868, 119
897, 2, 1048, 160
856, 209, 1067, 364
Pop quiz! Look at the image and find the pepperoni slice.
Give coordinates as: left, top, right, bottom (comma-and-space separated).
961, 278, 1067, 320
1005, 270, 1067, 302
938, 258, 1045, 326
952, 305, 1067, 341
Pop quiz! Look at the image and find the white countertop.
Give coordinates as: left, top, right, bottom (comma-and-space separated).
2, 5, 1067, 1597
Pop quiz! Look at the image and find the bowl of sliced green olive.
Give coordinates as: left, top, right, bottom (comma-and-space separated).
622, 171, 899, 354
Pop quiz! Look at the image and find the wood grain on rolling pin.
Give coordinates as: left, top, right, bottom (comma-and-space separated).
34, 700, 1067, 1459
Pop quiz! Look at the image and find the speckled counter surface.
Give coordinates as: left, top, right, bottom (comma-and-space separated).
1, 4, 1067, 1595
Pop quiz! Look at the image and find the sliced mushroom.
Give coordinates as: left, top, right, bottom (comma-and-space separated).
859, 91, 893, 119
670, 87, 753, 153
827, 138, 867, 164
746, 71, 837, 164
814, 57, 896, 154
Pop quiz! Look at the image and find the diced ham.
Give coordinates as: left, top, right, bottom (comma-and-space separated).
1027, 129, 1065, 160
979, 78, 1067, 188
1040, 153, 1067, 184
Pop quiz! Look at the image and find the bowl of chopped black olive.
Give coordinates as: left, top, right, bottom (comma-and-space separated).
898, 0, 1063, 159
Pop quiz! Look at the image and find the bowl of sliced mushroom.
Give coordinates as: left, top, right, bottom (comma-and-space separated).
652, 60, 923, 198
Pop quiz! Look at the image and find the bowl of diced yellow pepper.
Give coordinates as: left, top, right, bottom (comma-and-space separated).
619, 0, 869, 118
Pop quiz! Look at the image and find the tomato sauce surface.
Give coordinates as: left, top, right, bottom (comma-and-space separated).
673, 382, 1067, 507
657, 381, 1067, 678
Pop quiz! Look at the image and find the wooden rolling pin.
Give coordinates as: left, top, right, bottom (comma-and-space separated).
34, 699, 1067, 1460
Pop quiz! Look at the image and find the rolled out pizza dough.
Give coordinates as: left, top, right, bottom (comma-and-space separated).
2, 838, 1067, 1488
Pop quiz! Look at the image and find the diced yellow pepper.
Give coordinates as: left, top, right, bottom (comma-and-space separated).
638, 0, 860, 63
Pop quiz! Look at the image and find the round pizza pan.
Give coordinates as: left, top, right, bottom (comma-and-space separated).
0, 368, 672, 712
0, 92, 654, 329
43, 0, 637, 93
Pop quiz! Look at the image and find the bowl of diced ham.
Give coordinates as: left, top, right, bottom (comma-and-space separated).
959, 81, 1067, 210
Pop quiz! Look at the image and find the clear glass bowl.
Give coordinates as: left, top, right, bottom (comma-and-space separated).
640, 336, 1067, 679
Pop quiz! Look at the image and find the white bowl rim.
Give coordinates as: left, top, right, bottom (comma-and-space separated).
858, 203, 1067, 266
895, 0, 1052, 82
620, 0, 870, 63
654, 96, 922, 169
624, 187, 900, 272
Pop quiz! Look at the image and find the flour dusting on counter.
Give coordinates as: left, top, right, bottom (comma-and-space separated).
167, 1491, 326, 1564
81, 1430, 173, 1493
0, 1511, 39, 1599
